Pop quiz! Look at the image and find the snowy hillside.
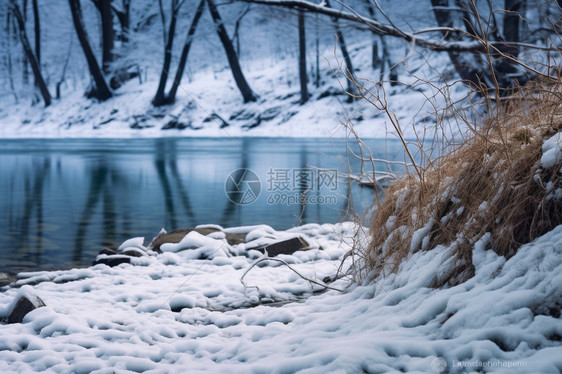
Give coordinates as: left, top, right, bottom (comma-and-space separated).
0, 45, 465, 140
0, 0, 469, 140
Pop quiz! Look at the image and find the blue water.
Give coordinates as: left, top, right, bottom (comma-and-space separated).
0, 137, 413, 274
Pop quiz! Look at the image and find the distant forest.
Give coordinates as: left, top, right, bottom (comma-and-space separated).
1, 0, 560, 107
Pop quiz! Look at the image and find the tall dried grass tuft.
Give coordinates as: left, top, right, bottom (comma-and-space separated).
361, 79, 562, 287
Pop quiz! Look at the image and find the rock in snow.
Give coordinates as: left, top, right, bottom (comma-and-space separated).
2, 285, 46, 324
246, 236, 313, 256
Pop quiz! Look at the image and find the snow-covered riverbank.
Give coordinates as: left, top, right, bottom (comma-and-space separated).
1, 222, 561, 373
0, 42, 465, 141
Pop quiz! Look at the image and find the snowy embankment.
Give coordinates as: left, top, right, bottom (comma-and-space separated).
1, 222, 561, 373
0, 42, 464, 140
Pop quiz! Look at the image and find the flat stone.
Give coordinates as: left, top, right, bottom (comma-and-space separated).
248, 236, 311, 257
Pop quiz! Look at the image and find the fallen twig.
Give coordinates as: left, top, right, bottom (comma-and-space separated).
240, 255, 346, 294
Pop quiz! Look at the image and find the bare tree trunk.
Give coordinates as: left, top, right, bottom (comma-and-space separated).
298, 9, 308, 104
152, 0, 179, 106
21, 0, 29, 85
123, 0, 130, 42
504, 0, 522, 43
314, 13, 320, 88
454, 0, 483, 39
32, 0, 40, 64
430, 0, 486, 88
92, 0, 114, 73
113, 0, 131, 42
363, 0, 380, 70
334, 25, 355, 101
121, 0, 131, 43
56, 37, 73, 99
495, 0, 523, 85
152, 0, 205, 106
207, 0, 256, 103
100, 0, 114, 73
232, 5, 251, 56
5, 13, 19, 103
325, 0, 355, 102
109, 0, 135, 90
69, 0, 112, 101
10, 0, 51, 106
167, 0, 206, 102
432, 0, 527, 90
31, 0, 42, 102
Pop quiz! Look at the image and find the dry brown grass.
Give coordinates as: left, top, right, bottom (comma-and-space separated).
362, 79, 562, 287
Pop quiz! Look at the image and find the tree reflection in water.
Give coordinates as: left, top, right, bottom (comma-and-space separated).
0, 137, 408, 273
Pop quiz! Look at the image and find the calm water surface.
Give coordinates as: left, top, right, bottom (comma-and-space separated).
0, 137, 412, 274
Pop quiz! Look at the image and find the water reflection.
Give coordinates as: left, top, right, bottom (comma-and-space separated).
220, 139, 250, 227
0, 137, 412, 274
73, 160, 125, 267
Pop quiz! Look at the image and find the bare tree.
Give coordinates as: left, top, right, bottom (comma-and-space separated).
298, 8, 308, 104
9, 0, 51, 106
3, 11, 19, 103
90, 0, 114, 73
232, 4, 252, 56
239, 0, 556, 91
362, 0, 379, 70
32, 0, 40, 64
112, 0, 131, 43
207, 0, 257, 102
430, 0, 487, 87
69, 0, 112, 100
167, 0, 206, 103
431, 0, 536, 91
20, 0, 29, 85
109, 0, 138, 90
153, 0, 206, 106
325, 0, 355, 102
495, 0, 523, 80
360, 0, 396, 84
152, 0, 181, 106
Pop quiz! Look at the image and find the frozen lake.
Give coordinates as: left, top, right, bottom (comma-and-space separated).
0, 137, 412, 273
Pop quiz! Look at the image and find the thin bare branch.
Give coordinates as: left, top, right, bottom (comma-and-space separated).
237, 0, 556, 54
241, 256, 346, 293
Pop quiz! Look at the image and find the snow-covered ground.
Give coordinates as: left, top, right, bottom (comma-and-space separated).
0, 222, 561, 373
